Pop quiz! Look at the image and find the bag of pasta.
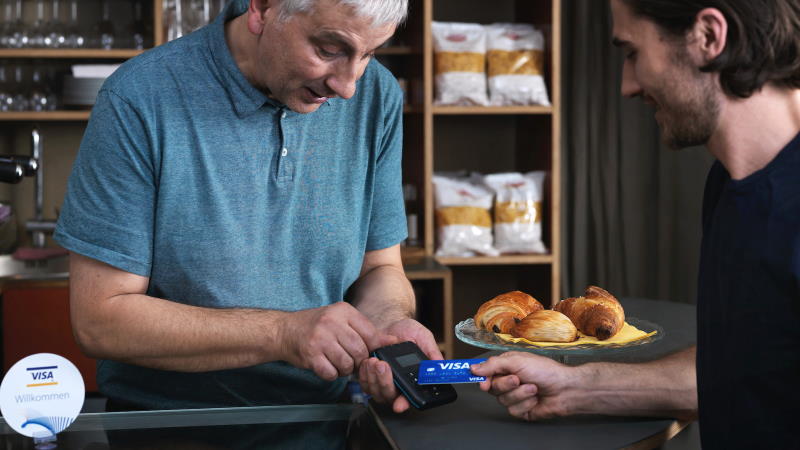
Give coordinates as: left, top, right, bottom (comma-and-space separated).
432, 21, 489, 106
486, 23, 551, 106
484, 171, 548, 254
433, 174, 498, 257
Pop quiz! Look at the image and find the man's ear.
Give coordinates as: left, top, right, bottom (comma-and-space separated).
692, 7, 727, 62
247, 0, 275, 35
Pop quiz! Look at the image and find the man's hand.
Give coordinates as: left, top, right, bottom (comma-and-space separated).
358, 318, 443, 413
278, 302, 393, 381
470, 352, 573, 421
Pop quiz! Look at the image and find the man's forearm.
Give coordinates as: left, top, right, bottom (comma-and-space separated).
349, 264, 415, 330
564, 347, 698, 420
73, 293, 287, 372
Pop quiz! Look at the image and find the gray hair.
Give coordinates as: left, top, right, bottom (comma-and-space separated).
276, 0, 408, 27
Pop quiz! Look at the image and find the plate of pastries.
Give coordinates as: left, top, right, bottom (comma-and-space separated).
455, 286, 663, 355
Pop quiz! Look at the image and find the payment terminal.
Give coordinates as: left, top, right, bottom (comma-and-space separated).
371, 341, 458, 410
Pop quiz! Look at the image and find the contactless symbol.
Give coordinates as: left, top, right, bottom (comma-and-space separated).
0, 354, 85, 443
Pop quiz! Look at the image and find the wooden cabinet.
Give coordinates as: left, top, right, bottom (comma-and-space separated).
1, 281, 98, 392
0, 0, 163, 122
0, 1, 561, 360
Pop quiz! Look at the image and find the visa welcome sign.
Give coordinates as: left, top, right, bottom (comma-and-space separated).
0, 353, 85, 440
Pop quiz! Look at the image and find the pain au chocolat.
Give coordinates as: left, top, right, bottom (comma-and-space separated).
553, 285, 625, 340
511, 310, 578, 343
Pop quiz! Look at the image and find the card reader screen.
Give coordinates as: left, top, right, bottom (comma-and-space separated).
395, 353, 422, 367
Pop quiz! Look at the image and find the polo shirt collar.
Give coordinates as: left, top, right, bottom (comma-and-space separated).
206, 0, 281, 117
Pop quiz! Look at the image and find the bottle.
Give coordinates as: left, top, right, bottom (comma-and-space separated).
403, 183, 420, 248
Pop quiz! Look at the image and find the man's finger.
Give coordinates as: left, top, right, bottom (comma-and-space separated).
489, 374, 520, 396
377, 333, 400, 348
497, 383, 537, 407
309, 355, 338, 381
345, 309, 383, 351
393, 393, 410, 413
507, 395, 540, 421
336, 328, 370, 369
375, 360, 396, 399
420, 339, 444, 360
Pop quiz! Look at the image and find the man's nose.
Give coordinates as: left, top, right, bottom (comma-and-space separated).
620, 60, 642, 98
325, 59, 364, 100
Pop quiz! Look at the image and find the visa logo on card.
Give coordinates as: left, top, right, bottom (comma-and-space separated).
417, 358, 487, 385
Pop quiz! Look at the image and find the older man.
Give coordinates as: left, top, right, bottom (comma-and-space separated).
473, 0, 800, 448
55, 0, 437, 412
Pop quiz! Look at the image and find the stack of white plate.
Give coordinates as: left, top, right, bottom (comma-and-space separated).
62, 65, 119, 107
62, 75, 107, 106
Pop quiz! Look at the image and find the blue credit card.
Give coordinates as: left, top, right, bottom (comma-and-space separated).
417, 358, 487, 385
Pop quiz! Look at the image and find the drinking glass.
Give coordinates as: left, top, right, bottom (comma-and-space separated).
0, 0, 13, 48
7, 0, 28, 49
46, 0, 68, 48
66, 0, 85, 48
28, 66, 49, 111
45, 65, 59, 110
0, 63, 11, 111
29, 0, 49, 48
94, 0, 115, 49
130, 0, 147, 49
166, 0, 185, 41
10, 64, 29, 111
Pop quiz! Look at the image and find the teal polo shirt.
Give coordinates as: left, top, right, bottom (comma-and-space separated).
54, 0, 406, 409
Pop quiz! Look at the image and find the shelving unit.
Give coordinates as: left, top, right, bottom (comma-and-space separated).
395, 0, 561, 357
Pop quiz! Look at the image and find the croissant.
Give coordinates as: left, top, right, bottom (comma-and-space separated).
511, 310, 578, 342
474, 291, 544, 333
554, 286, 625, 340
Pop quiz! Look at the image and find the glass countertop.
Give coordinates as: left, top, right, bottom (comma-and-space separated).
0, 403, 394, 449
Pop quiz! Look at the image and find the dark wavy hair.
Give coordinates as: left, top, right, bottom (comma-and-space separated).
620, 0, 800, 98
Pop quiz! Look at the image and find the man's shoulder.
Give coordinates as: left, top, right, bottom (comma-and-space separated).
359, 59, 402, 97
103, 32, 209, 101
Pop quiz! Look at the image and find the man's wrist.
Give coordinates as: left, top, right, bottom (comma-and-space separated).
266, 309, 291, 362
558, 363, 598, 416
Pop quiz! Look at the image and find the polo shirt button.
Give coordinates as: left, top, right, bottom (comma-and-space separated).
281, 112, 287, 119
281, 148, 288, 156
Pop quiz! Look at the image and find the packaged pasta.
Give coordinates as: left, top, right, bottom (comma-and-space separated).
432, 22, 489, 106
484, 171, 548, 254
486, 23, 551, 106
433, 174, 498, 257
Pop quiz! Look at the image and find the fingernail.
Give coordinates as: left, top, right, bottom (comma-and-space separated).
377, 364, 385, 375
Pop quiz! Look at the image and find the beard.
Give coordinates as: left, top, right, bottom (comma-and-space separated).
653, 48, 720, 150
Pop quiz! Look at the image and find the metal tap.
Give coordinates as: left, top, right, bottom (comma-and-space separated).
25, 127, 57, 248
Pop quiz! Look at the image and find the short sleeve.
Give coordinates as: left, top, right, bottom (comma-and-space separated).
54, 88, 157, 276
365, 75, 407, 251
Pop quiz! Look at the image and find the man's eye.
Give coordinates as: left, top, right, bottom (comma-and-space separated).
319, 47, 339, 57
625, 50, 637, 61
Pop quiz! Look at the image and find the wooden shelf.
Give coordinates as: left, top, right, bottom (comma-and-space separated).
376, 46, 416, 55
0, 49, 145, 59
0, 111, 91, 121
436, 254, 554, 266
432, 105, 553, 115
404, 255, 450, 280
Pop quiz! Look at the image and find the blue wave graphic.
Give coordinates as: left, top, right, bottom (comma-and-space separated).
21, 416, 74, 435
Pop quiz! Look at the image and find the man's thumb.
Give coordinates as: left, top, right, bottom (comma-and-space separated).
471, 355, 512, 376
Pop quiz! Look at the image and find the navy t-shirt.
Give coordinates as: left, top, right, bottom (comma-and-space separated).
697, 132, 800, 449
